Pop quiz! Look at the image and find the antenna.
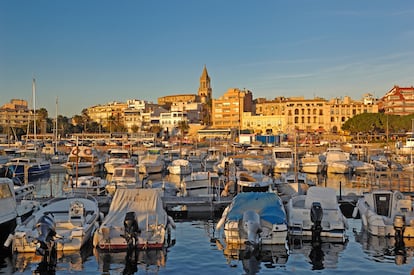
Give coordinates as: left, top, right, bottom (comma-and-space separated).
32, 77, 37, 152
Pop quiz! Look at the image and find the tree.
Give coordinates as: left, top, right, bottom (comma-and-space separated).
177, 120, 189, 157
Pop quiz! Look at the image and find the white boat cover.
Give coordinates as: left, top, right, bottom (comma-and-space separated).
102, 188, 167, 229
304, 186, 338, 210
227, 192, 286, 225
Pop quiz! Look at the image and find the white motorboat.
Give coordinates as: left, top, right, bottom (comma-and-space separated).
240, 151, 273, 175
235, 171, 274, 193
216, 192, 288, 246
286, 186, 348, 243
104, 148, 135, 174
323, 147, 353, 174
62, 146, 105, 176
299, 153, 325, 174
349, 152, 374, 174
93, 188, 176, 250
278, 171, 315, 184
12, 194, 100, 253
68, 175, 109, 196
354, 190, 414, 238
181, 171, 223, 197
0, 178, 19, 252
106, 164, 139, 196
272, 147, 294, 174
168, 159, 192, 175
137, 153, 164, 174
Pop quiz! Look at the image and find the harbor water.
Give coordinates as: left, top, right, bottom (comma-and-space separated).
1, 171, 414, 275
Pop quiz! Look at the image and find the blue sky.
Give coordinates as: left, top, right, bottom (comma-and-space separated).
1, 1, 414, 117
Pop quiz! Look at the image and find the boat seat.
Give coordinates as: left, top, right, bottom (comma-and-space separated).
69, 201, 85, 226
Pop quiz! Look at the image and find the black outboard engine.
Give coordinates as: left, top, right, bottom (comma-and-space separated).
393, 215, 406, 253
122, 212, 140, 249
310, 202, 323, 246
35, 214, 56, 257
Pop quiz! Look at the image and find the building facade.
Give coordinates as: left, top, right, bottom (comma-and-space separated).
379, 86, 414, 115
87, 101, 128, 130
212, 88, 253, 129
253, 95, 378, 134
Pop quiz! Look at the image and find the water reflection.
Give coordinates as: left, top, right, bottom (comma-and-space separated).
289, 240, 348, 270
215, 241, 289, 274
13, 242, 93, 274
94, 248, 169, 274
354, 229, 414, 265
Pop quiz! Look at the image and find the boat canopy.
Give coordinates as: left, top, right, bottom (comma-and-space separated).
305, 187, 338, 209
103, 188, 167, 229
227, 192, 286, 225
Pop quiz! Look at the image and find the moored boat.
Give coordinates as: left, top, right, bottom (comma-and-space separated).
286, 186, 348, 243
137, 153, 164, 174
93, 188, 176, 250
104, 148, 135, 174
62, 146, 105, 176
216, 192, 288, 246
354, 190, 414, 238
68, 175, 109, 196
0, 178, 18, 252
106, 164, 140, 195
12, 194, 100, 253
167, 159, 192, 175
5, 157, 50, 181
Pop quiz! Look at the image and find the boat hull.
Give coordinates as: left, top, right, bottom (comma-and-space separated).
12, 196, 100, 253
64, 162, 104, 176
6, 163, 50, 180
357, 194, 414, 238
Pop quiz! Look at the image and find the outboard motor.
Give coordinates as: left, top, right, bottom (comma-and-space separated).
122, 212, 140, 249
242, 210, 262, 250
310, 202, 323, 246
393, 215, 406, 250
35, 214, 56, 258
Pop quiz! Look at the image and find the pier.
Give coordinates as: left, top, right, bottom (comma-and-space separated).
162, 195, 233, 219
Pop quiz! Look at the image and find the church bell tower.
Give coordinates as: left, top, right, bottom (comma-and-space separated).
198, 65, 212, 104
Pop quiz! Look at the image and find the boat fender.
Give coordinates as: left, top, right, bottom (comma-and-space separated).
216, 206, 229, 230
352, 207, 359, 218
3, 234, 13, 248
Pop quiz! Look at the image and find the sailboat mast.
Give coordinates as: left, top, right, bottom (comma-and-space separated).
55, 97, 58, 153
32, 78, 37, 152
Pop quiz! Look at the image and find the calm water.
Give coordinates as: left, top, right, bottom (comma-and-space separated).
1, 171, 414, 274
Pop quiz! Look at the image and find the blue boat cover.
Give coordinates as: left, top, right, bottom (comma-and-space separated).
227, 192, 286, 225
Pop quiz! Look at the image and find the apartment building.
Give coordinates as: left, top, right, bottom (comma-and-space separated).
251, 94, 378, 134
379, 85, 414, 115
212, 88, 253, 129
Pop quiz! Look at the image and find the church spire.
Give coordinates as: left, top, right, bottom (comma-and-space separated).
198, 65, 212, 103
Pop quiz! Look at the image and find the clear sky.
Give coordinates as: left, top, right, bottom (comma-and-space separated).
1, 1, 414, 117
